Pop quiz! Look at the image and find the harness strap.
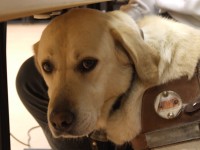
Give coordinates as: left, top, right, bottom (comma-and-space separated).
132, 61, 200, 150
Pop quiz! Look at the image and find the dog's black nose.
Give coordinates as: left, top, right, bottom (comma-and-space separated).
50, 110, 75, 132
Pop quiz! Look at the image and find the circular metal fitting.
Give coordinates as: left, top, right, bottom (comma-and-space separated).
154, 91, 183, 119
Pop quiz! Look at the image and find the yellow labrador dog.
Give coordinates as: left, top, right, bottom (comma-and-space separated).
33, 8, 200, 149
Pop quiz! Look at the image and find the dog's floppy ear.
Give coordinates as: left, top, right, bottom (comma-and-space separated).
33, 41, 39, 55
109, 13, 159, 84
33, 41, 42, 73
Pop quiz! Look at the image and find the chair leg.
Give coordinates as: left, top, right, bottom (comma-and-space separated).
0, 22, 11, 150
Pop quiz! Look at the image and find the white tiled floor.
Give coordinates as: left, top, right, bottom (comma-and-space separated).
7, 23, 51, 150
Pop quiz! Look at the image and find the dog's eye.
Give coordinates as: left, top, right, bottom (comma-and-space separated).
78, 58, 98, 73
42, 61, 54, 73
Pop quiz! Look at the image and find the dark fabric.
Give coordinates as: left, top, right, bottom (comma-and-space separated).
16, 57, 116, 150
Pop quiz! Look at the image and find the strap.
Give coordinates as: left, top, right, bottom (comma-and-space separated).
89, 130, 132, 150
132, 121, 200, 150
185, 96, 200, 113
132, 61, 200, 149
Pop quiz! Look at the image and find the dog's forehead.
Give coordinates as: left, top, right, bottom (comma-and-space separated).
42, 8, 109, 39
39, 9, 112, 57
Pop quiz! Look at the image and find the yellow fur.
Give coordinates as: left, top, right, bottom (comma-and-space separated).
33, 8, 200, 146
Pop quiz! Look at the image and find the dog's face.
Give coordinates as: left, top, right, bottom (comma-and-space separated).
34, 9, 159, 143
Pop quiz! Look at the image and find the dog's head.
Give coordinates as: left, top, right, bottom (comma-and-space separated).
34, 9, 159, 143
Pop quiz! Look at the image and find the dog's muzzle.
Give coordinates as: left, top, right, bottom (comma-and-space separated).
50, 109, 75, 135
